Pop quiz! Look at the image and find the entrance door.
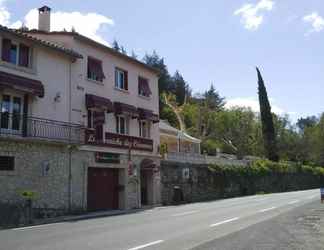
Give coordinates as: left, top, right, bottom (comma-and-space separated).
87, 167, 119, 211
140, 169, 148, 205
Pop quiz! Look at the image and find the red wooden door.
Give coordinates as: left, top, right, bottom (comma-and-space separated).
87, 167, 119, 211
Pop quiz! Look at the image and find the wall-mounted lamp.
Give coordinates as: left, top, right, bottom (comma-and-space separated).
54, 92, 61, 103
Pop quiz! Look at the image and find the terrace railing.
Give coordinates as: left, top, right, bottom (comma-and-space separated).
0, 113, 84, 144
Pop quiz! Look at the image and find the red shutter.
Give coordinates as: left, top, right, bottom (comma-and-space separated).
93, 111, 105, 125
124, 71, 128, 90
95, 125, 103, 142
139, 77, 151, 96
2, 39, 11, 62
19, 44, 29, 67
88, 57, 105, 81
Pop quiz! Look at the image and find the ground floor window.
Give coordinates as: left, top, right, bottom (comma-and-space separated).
0, 156, 14, 171
1, 94, 22, 131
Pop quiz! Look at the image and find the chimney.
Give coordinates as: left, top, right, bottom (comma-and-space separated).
38, 6, 51, 32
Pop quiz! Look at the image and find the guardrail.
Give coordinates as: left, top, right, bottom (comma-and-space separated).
164, 152, 253, 166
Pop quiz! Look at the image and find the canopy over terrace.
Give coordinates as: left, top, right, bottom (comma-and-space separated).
159, 120, 201, 154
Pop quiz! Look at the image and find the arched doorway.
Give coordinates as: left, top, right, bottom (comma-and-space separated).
140, 159, 155, 206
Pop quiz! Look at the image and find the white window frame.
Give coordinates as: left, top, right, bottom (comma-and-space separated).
116, 115, 128, 135
115, 69, 126, 90
139, 120, 150, 138
0, 93, 23, 134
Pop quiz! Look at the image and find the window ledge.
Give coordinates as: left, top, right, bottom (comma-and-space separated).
138, 94, 151, 101
114, 87, 129, 94
86, 78, 104, 86
0, 61, 36, 75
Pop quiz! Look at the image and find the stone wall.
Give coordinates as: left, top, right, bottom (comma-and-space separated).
0, 138, 161, 215
0, 139, 90, 211
161, 160, 321, 205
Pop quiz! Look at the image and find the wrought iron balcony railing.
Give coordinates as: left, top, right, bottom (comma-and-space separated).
0, 112, 84, 144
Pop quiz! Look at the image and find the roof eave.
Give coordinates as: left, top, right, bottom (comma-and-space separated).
0, 26, 83, 59
72, 34, 159, 75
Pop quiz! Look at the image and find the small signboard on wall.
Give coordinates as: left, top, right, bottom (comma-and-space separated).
182, 168, 190, 180
95, 152, 120, 164
41, 161, 50, 176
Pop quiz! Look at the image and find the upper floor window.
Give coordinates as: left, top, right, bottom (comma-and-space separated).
115, 68, 128, 91
138, 77, 152, 97
139, 120, 150, 138
116, 115, 128, 135
1, 39, 30, 67
87, 57, 105, 82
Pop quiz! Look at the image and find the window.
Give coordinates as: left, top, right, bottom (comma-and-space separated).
138, 77, 152, 97
1, 39, 30, 67
116, 115, 128, 135
0, 156, 14, 171
0, 94, 22, 131
9, 43, 17, 64
87, 57, 105, 82
139, 120, 150, 138
115, 68, 128, 90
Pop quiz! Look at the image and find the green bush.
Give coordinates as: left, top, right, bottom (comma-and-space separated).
209, 159, 324, 178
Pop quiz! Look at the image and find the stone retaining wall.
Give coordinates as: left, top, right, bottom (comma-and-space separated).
161, 160, 321, 205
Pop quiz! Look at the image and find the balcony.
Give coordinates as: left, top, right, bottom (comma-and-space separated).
85, 129, 153, 152
0, 113, 84, 144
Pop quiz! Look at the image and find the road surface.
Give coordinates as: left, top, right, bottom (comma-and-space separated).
0, 189, 321, 250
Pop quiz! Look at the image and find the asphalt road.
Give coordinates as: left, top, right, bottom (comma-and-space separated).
0, 189, 321, 250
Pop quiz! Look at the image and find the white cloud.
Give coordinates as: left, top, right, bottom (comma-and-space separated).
234, 0, 274, 31
0, 0, 11, 26
225, 97, 284, 115
0, 2, 114, 45
303, 12, 324, 33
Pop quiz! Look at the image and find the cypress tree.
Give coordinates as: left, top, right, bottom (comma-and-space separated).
256, 67, 279, 162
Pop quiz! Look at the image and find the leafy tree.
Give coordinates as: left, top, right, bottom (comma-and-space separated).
257, 67, 279, 162
208, 108, 258, 158
297, 116, 318, 132
143, 51, 172, 95
172, 71, 189, 105
204, 84, 226, 111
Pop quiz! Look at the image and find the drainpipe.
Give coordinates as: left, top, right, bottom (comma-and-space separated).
68, 59, 73, 212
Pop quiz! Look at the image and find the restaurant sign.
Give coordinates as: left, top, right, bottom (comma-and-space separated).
95, 152, 120, 164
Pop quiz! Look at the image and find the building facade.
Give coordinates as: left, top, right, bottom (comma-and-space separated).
0, 6, 161, 212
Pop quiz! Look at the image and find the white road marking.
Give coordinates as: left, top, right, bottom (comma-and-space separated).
210, 217, 240, 227
128, 240, 164, 250
288, 200, 300, 205
307, 195, 317, 199
172, 210, 198, 217
256, 198, 268, 202
259, 206, 277, 213
12, 222, 65, 231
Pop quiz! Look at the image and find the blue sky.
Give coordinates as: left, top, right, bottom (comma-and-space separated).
1, 0, 323, 122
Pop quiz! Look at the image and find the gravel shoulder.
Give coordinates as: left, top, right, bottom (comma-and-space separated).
193, 201, 324, 250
